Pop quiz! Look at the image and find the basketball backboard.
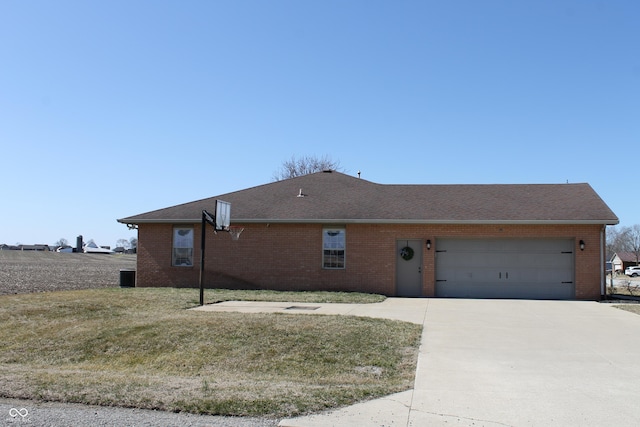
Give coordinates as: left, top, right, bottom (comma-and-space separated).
215, 200, 231, 231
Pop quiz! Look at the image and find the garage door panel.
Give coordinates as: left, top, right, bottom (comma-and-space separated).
449, 267, 497, 283
436, 239, 575, 299
509, 268, 572, 283
436, 280, 575, 299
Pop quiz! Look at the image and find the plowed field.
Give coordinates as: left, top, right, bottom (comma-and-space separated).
0, 251, 136, 295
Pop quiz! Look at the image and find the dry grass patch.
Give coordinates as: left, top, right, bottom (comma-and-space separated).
0, 288, 420, 417
203, 288, 386, 304
614, 304, 640, 315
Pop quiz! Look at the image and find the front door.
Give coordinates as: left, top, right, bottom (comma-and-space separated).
396, 239, 423, 297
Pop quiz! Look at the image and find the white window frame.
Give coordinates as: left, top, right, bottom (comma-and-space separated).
172, 227, 194, 267
322, 227, 345, 269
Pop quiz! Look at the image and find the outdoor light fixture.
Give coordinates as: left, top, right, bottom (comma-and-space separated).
426, 239, 431, 250
579, 240, 585, 251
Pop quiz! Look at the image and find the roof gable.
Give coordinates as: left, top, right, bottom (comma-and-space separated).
613, 252, 639, 262
118, 171, 619, 225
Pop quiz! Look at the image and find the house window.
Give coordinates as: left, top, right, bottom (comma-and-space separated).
173, 227, 194, 266
323, 228, 345, 269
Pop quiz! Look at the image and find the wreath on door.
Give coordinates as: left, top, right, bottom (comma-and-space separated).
400, 246, 414, 261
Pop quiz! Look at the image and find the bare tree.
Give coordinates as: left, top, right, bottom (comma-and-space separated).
609, 225, 640, 263
55, 238, 69, 248
628, 225, 640, 264
272, 155, 343, 181
607, 226, 627, 256
116, 238, 130, 250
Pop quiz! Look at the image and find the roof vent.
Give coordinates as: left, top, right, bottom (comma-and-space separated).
297, 188, 305, 198
322, 169, 333, 173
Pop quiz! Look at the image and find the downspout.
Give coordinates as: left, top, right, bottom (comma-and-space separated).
600, 225, 605, 298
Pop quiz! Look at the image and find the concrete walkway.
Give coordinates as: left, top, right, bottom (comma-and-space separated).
193, 297, 430, 325
194, 299, 640, 426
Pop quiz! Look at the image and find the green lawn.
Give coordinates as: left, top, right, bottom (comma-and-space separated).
0, 288, 421, 417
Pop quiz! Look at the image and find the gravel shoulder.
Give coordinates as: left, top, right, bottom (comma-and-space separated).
1, 397, 280, 427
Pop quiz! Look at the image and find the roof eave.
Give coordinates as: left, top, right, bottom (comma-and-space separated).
236, 219, 620, 225
119, 218, 619, 226
117, 218, 198, 225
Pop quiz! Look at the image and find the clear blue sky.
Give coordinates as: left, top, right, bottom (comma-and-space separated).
1, 0, 638, 247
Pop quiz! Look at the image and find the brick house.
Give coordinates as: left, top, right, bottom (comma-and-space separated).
611, 252, 639, 274
118, 170, 618, 300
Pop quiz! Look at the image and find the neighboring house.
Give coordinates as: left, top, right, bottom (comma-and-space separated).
610, 252, 639, 274
118, 170, 618, 300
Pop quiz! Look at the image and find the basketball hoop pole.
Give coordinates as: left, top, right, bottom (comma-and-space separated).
199, 200, 233, 306
199, 210, 214, 306
200, 208, 222, 306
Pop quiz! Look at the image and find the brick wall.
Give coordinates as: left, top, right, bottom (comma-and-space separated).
136, 222, 605, 300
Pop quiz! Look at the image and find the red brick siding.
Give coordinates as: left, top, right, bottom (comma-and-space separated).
135, 222, 605, 300
137, 224, 198, 288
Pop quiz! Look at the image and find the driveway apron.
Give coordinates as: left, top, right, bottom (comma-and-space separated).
411, 299, 640, 426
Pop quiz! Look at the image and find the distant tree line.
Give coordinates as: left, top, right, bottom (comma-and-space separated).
608, 225, 640, 263
52, 237, 138, 251
116, 237, 138, 251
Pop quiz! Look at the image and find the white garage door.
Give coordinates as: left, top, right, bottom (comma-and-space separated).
435, 239, 575, 299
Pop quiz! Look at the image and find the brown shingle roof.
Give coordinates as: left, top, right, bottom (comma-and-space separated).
614, 252, 639, 263
118, 171, 618, 225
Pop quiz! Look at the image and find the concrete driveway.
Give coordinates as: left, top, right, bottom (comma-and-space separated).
275, 299, 640, 426
410, 299, 640, 426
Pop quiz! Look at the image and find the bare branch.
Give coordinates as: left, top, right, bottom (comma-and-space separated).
272, 155, 343, 181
